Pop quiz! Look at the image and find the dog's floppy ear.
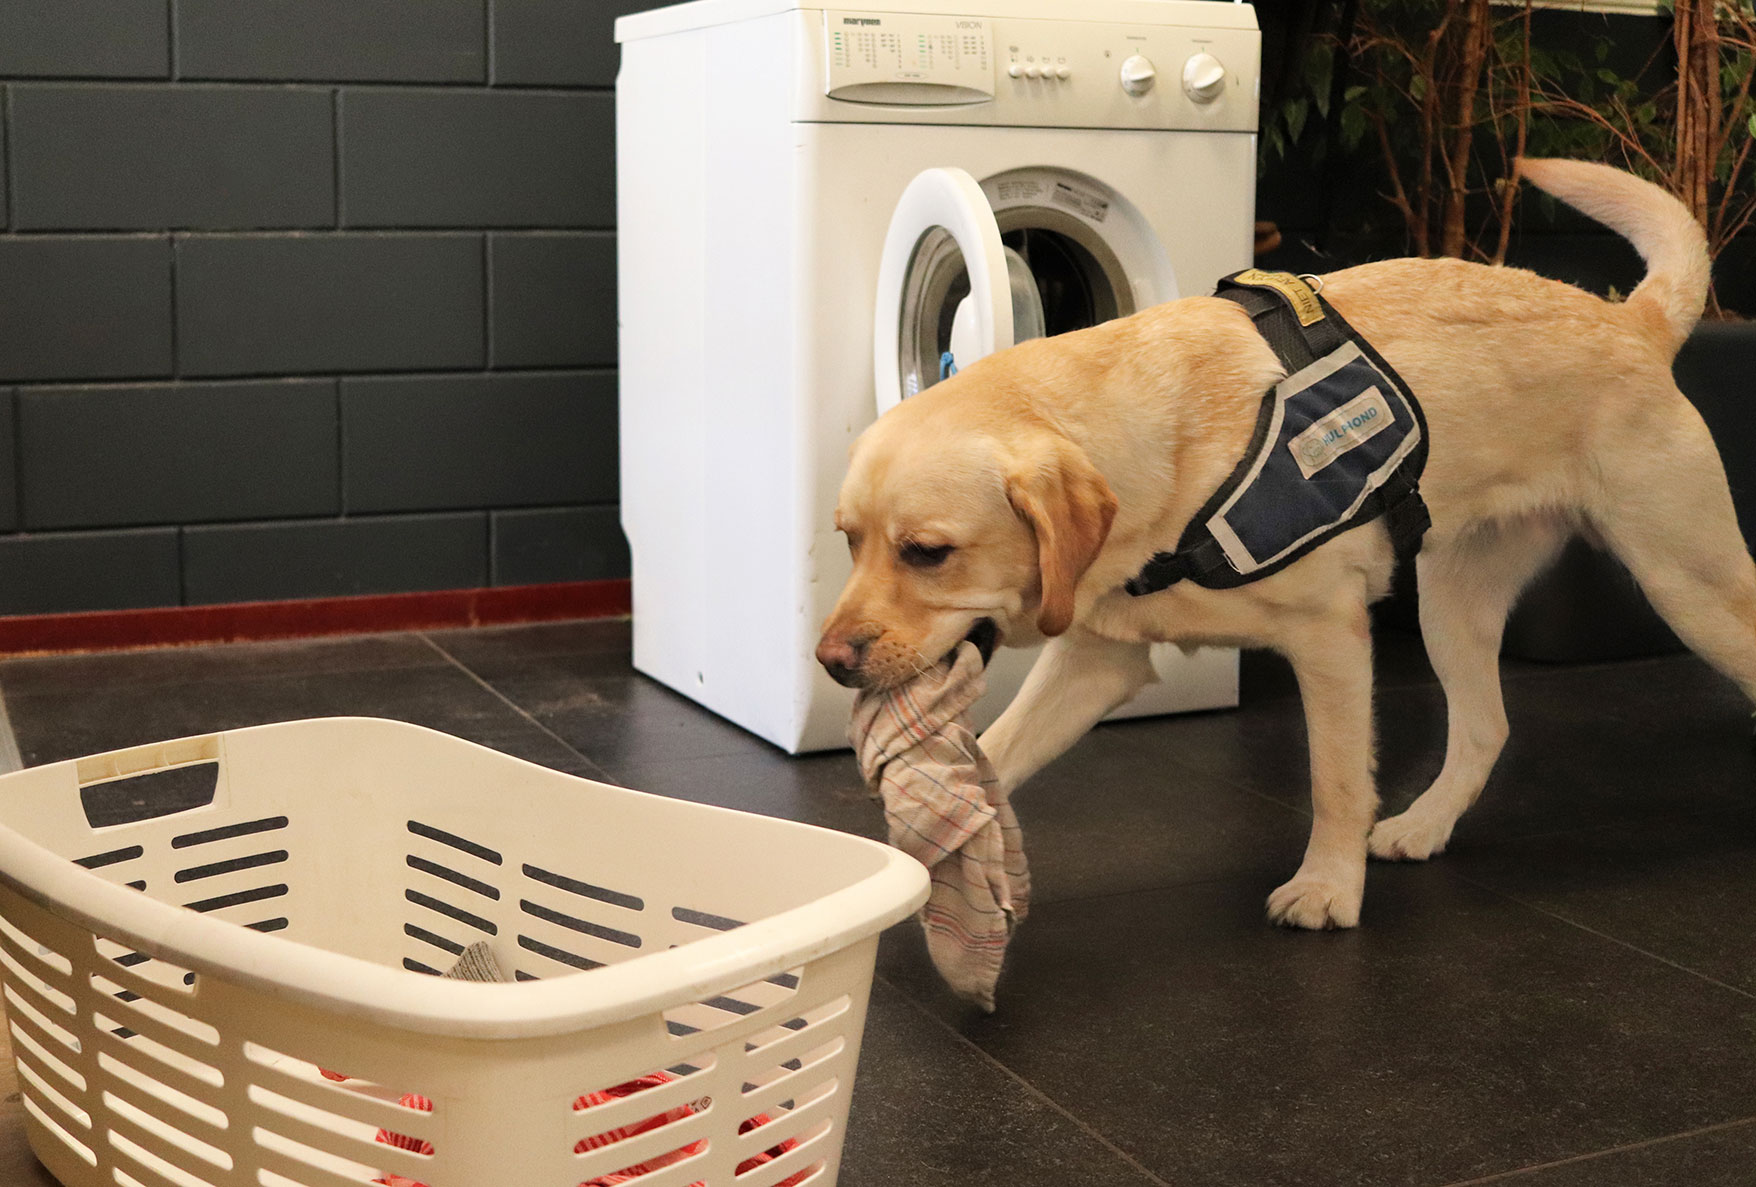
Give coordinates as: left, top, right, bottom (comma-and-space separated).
1005, 434, 1118, 637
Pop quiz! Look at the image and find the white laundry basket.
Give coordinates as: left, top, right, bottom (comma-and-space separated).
0, 717, 928, 1187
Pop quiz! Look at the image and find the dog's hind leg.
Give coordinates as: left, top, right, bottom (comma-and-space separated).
1371, 516, 1568, 861
1589, 405, 1756, 707
980, 628, 1155, 794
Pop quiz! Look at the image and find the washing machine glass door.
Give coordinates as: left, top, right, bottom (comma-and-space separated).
873, 167, 1046, 415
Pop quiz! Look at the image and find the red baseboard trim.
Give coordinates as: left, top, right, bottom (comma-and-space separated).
0, 580, 632, 656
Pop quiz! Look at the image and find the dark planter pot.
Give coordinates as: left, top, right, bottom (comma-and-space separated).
1500, 320, 1756, 662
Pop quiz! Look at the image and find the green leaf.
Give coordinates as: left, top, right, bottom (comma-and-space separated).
1597, 68, 1620, 85
1266, 123, 1286, 162
1748, 110, 1756, 139
1340, 105, 1369, 151
1595, 40, 1609, 63
1410, 74, 1428, 102
1307, 43, 1334, 118
1344, 84, 1368, 103
1285, 97, 1309, 145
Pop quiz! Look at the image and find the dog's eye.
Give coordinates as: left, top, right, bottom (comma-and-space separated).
899, 542, 955, 568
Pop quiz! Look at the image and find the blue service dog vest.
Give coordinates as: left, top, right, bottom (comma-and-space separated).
1126, 270, 1431, 596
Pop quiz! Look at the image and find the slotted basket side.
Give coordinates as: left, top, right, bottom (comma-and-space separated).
0, 718, 928, 1186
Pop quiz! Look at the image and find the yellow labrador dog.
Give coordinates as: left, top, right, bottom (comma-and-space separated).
817, 159, 1755, 930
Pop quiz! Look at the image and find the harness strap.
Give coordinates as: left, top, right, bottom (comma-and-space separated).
1221, 283, 1347, 373
1125, 543, 1218, 595
1377, 460, 1433, 556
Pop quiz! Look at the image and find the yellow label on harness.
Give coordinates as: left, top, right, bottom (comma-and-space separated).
1231, 269, 1324, 326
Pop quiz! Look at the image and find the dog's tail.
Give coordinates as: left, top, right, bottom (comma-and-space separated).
1517, 158, 1709, 351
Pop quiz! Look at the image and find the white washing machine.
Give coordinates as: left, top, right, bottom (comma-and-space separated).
617, 0, 1259, 753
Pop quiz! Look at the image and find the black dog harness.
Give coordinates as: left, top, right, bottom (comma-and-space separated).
1125, 269, 1432, 596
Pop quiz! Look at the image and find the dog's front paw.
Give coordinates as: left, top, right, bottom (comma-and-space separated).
1368, 809, 1454, 862
1266, 872, 1362, 930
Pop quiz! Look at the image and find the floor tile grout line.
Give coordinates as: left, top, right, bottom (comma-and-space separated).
1029, 870, 1292, 913
1436, 1114, 1756, 1185
416, 632, 604, 774
1159, 751, 1318, 823
0, 677, 23, 775
1070, 731, 1756, 981
1112, 711, 1747, 852
874, 973, 1177, 1187
1095, 721, 1322, 823
1451, 869, 1756, 1002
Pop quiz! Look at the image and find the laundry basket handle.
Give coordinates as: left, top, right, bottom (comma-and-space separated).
0, 733, 230, 854
74, 733, 222, 787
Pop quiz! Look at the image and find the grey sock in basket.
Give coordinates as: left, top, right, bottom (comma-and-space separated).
442, 940, 509, 983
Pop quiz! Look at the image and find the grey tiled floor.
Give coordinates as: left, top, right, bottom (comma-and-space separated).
3, 619, 1756, 1185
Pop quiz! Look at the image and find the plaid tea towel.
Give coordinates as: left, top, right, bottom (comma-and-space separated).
850, 640, 1029, 1012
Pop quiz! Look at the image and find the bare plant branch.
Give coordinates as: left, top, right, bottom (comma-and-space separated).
1368, 100, 1425, 252
1493, 0, 1533, 266
1324, 0, 1750, 306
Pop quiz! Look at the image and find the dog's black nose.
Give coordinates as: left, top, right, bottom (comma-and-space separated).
816, 634, 868, 687
822, 659, 864, 688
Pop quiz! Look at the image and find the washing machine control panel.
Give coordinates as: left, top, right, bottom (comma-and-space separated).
824, 11, 996, 105
810, 11, 1258, 132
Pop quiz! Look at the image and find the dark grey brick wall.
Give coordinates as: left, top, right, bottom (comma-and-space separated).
491, 233, 618, 367
183, 513, 490, 605
0, 0, 632, 615
10, 85, 335, 230
340, 90, 613, 227
175, 234, 487, 375
18, 380, 340, 529
178, 1, 488, 83
341, 372, 617, 512
0, 2, 171, 79
0, 237, 175, 381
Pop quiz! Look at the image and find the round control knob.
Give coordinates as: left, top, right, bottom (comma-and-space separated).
1007, 61, 1024, 78
1055, 64, 1071, 80
1181, 51, 1226, 103
1119, 54, 1156, 97
1025, 62, 1041, 79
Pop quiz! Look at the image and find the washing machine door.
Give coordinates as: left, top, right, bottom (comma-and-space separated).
873, 167, 1046, 415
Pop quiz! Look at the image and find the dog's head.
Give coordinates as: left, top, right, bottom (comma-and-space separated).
816, 383, 1117, 690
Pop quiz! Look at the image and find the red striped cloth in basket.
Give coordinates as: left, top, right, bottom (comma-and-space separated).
372, 1072, 811, 1187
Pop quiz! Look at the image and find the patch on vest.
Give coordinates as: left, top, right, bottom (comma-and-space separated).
1206, 342, 1422, 577
1288, 386, 1393, 478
